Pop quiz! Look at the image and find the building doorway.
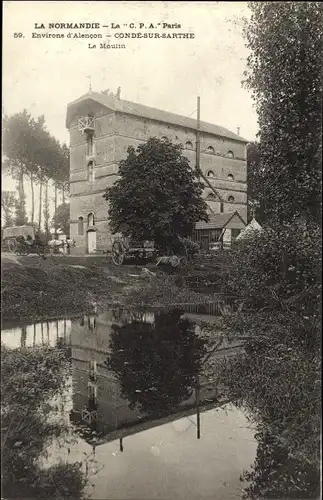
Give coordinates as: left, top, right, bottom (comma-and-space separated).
87, 230, 96, 254
201, 235, 209, 251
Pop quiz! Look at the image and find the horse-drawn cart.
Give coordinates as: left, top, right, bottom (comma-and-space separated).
111, 235, 190, 268
2, 225, 48, 257
111, 238, 156, 265
3, 225, 36, 253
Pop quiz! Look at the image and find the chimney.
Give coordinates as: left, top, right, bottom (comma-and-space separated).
237, 126, 240, 136
116, 87, 121, 100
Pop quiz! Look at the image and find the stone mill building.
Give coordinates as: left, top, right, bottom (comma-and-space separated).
66, 89, 248, 254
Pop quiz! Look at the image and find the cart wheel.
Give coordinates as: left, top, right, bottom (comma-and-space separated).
112, 240, 125, 266
7, 239, 17, 253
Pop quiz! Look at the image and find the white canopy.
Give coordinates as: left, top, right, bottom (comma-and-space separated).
236, 218, 263, 240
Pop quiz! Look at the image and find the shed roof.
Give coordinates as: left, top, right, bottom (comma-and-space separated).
66, 91, 248, 143
195, 211, 247, 230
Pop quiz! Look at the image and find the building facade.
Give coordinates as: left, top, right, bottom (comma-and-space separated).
66, 90, 248, 254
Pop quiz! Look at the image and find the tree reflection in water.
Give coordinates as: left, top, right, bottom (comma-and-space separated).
106, 308, 208, 416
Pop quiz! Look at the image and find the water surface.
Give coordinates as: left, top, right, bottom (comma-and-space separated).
2, 307, 256, 499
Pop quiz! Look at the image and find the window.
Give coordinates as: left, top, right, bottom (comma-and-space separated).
220, 202, 224, 213
228, 195, 235, 202
87, 383, 98, 410
87, 161, 95, 182
86, 134, 94, 156
88, 212, 95, 227
185, 141, 193, 149
88, 316, 96, 330
78, 217, 84, 236
207, 170, 215, 177
207, 146, 215, 154
226, 150, 234, 159
89, 360, 97, 381
227, 174, 234, 181
210, 229, 222, 242
206, 192, 216, 200
161, 136, 168, 141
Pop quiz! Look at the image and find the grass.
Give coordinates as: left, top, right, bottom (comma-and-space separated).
1, 344, 88, 499
1, 253, 226, 322
1, 259, 134, 322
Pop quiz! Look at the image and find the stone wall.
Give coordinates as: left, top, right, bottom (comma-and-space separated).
68, 104, 248, 253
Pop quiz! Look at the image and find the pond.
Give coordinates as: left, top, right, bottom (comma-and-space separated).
1, 307, 257, 499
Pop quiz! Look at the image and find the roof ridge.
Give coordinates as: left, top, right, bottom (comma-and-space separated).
117, 97, 246, 142
66, 92, 248, 142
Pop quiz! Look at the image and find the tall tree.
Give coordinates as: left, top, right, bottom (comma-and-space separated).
246, 141, 265, 223
3, 111, 46, 226
243, 2, 323, 224
104, 137, 208, 251
1, 191, 16, 227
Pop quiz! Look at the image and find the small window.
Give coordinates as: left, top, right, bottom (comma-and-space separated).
78, 217, 84, 236
228, 195, 235, 202
227, 174, 234, 181
220, 202, 224, 213
226, 150, 234, 159
86, 134, 94, 156
206, 192, 216, 200
207, 170, 215, 178
88, 213, 95, 227
185, 141, 193, 149
161, 136, 168, 141
207, 146, 215, 154
88, 316, 96, 330
89, 360, 97, 381
87, 161, 95, 182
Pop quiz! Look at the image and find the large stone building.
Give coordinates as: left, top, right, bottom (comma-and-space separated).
66, 90, 248, 254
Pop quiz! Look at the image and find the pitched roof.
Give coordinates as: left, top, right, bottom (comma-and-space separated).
195, 211, 247, 230
66, 91, 248, 143
236, 218, 263, 240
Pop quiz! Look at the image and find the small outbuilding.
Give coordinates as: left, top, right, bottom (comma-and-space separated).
192, 211, 247, 251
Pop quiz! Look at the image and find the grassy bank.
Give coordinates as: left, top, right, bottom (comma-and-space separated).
1, 254, 224, 322
1, 258, 133, 322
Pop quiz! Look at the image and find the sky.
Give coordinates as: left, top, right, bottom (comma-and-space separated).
2, 1, 258, 223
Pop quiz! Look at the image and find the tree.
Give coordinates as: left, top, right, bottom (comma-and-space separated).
246, 142, 264, 222
1, 191, 16, 227
51, 203, 70, 236
243, 2, 323, 224
104, 137, 208, 251
3, 110, 69, 232
216, 4, 322, 496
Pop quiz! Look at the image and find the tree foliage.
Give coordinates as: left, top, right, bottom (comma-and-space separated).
1, 345, 87, 499
219, 224, 321, 497
104, 137, 208, 251
246, 142, 264, 222
1, 191, 16, 227
243, 2, 323, 224
2, 110, 70, 228
52, 202, 70, 235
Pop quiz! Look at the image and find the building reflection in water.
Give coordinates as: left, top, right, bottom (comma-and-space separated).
68, 308, 214, 449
